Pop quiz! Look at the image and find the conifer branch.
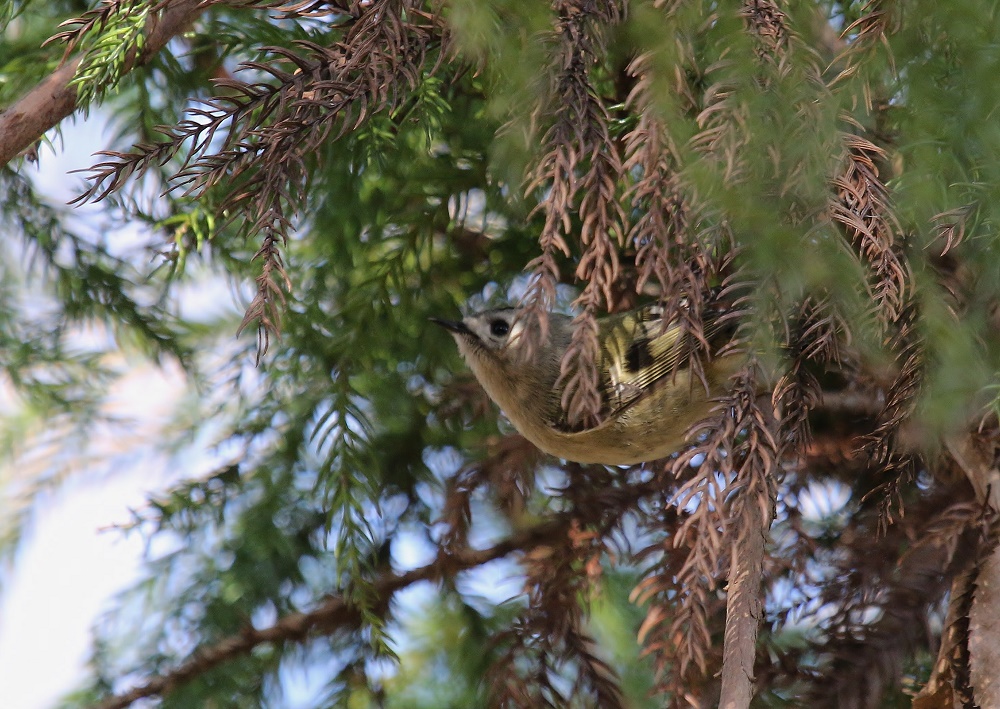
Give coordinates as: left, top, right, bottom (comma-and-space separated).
0, 0, 207, 167
88, 470, 664, 709
89, 517, 571, 709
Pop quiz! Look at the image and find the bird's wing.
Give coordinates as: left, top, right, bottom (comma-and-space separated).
548, 302, 735, 433
599, 307, 683, 413
599, 303, 735, 419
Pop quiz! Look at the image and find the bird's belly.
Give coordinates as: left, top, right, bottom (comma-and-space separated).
517, 393, 721, 466
494, 356, 744, 466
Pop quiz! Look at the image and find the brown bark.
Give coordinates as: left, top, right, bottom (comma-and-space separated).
969, 543, 1000, 708
719, 490, 772, 709
945, 434, 1000, 708
719, 394, 778, 709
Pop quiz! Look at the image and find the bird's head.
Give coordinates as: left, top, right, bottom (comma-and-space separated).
431, 307, 523, 366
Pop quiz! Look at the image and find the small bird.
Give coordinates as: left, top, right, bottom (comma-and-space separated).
432, 302, 743, 465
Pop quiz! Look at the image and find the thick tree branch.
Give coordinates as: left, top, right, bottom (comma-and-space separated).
912, 570, 972, 709
718, 393, 778, 709
944, 433, 1000, 708
970, 537, 1000, 709
89, 517, 571, 709
0, 0, 206, 167
719, 478, 774, 709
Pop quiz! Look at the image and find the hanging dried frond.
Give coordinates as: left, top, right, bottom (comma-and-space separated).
440, 433, 543, 554
623, 101, 690, 298
239, 230, 290, 359
631, 371, 740, 688
832, 134, 908, 327
520, 0, 626, 428
933, 204, 977, 257
773, 297, 847, 452
691, 74, 747, 182
632, 503, 725, 707
829, 0, 900, 100
691, 0, 802, 174
858, 300, 923, 527
486, 516, 626, 709
73, 0, 442, 355
741, 0, 790, 63
622, 50, 735, 401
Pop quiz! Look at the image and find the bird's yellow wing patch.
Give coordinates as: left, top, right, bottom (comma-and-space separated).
601, 307, 691, 414
550, 303, 734, 434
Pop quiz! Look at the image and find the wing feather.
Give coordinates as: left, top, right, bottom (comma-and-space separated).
548, 302, 735, 433
599, 304, 730, 419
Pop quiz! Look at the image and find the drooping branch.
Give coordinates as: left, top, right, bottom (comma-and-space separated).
622, 50, 726, 391
831, 134, 908, 327
521, 0, 625, 428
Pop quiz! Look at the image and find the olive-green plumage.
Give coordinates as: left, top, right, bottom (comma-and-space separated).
433, 304, 742, 465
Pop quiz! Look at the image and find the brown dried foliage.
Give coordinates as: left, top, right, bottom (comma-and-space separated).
72, 0, 442, 354
625, 368, 775, 706
440, 434, 543, 553
933, 204, 976, 257
862, 304, 923, 527
742, 0, 790, 61
521, 0, 626, 429
485, 532, 625, 709
819, 0, 923, 539
623, 51, 730, 391
829, 0, 900, 100
800, 493, 979, 708
772, 297, 844, 453
832, 134, 908, 327
622, 4, 830, 703
607, 2, 960, 704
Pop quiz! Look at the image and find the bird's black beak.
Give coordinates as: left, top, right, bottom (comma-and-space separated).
430, 317, 471, 336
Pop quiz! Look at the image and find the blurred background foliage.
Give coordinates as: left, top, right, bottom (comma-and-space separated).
2, 0, 1000, 707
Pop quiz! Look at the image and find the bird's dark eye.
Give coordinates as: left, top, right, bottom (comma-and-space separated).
489, 319, 510, 337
